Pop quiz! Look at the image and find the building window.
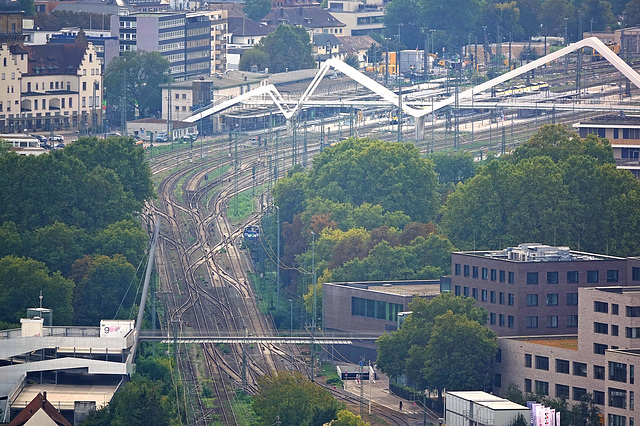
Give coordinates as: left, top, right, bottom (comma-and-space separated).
547, 315, 558, 328
573, 362, 587, 377
633, 266, 640, 281
587, 270, 599, 283
608, 269, 619, 282
499, 314, 505, 326
608, 414, 627, 426
463, 287, 469, 297
454, 263, 461, 275
567, 270, 579, 283
594, 343, 607, 355
508, 293, 514, 306
455, 286, 462, 296
472, 266, 478, 278
594, 301, 608, 313
490, 269, 497, 281
631, 365, 634, 384
547, 293, 558, 306
494, 373, 502, 388
464, 265, 469, 276
594, 322, 608, 334
627, 327, 640, 338
527, 272, 538, 284
525, 378, 532, 393
535, 356, 549, 370
499, 292, 505, 304
613, 325, 619, 336
556, 359, 570, 374
535, 381, 549, 396
499, 270, 505, 282
610, 362, 628, 382
547, 271, 558, 284
527, 316, 538, 328
613, 304, 619, 315
594, 365, 606, 380
351, 297, 403, 321
573, 387, 587, 401
472, 288, 478, 299
631, 391, 635, 411
556, 384, 570, 398
482, 268, 488, 280
481, 290, 488, 301
527, 294, 538, 306
508, 271, 514, 283
82, 82, 87, 91
525, 354, 532, 368
496, 349, 502, 363
594, 390, 605, 405
490, 313, 496, 324
627, 306, 640, 317
508, 315, 514, 328
490, 291, 496, 303
609, 388, 628, 409
567, 293, 578, 306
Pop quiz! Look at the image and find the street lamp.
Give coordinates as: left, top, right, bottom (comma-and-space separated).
384, 37, 391, 87
289, 299, 293, 335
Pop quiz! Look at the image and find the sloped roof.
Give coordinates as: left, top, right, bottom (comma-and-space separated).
212, 2, 244, 17
228, 16, 274, 36
8, 392, 72, 426
53, 0, 123, 14
262, 6, 345, 29
312, 33, 339, 47
25, 43, 88, 76
337, 35, 378, 52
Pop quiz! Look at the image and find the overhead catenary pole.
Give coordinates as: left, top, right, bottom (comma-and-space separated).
276, 206, 280, 310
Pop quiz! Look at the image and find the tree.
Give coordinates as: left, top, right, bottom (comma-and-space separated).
510, 413, 529, 426
344, 53, 360, 69
626, 0, 640, 27
72, 254, 137, 325
429, 151, 477, 185
92, 220, 149, 267
252, 371, 345, 426
274, 172, 309, 223
422, 311, 498, 391
27, 221, 90, 277
0, 256, 74, 326
244, 0, 272, 21
331, 410, 370, 426
539, 0, 575, 36
238, 49, 270, 72
104, 51, 170, 122
239, 24, 315, 73
18, 0, 34, 16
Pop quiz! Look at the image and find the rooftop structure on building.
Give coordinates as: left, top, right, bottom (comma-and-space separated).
449, 244, 638, 337
261, 6, 346, 37
574, 114, 640, 179
494, 284, 640, 426
49, 0, 125, 15
445, 391, 530, 426
8, 391, 72, 426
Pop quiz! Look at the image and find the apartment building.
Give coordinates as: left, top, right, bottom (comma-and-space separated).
261, 6, 346, 38
326, 0, 384, 37
449, 244, 634, 336
496, 284, 640, 426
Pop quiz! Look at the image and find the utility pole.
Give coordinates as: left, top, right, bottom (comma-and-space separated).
276, 206, 280, 310
167, 77, 172, 143
385, 37, 390, 87
359, 358, 364, 418
234, 134, 239, 216
303, 119, 308, 168
311, 231, 316, 381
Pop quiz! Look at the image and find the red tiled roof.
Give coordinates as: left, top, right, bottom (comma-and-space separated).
8, 392, 72, 426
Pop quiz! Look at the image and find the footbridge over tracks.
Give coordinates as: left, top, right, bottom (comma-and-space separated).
183, 37, 640, 138
139, 330, 379, 345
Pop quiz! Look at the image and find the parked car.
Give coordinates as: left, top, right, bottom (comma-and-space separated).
50, 135, 64, 143
54, 143, 65, 149
31, 134, 47, 143
155, 134, 168, 143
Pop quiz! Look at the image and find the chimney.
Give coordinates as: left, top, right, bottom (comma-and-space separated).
42, 391, 47, 407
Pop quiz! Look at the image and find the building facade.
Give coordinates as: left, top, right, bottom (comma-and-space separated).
326, 0, 384, 37
449, 244, 633, 337
495, 283, 640, 426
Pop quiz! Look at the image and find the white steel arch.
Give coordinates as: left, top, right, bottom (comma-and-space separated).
183, 37, 640, 123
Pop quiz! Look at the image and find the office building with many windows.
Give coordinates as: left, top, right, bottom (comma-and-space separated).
448, 244, 638, 336
496, 285, 640, 426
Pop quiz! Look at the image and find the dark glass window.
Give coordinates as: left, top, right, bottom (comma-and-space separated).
547, 293, 558, 306
527, 272, 538, 284
494, 373, 502, 388
607, 269, 619, 282
490, 269, 497, 281
556, 359, 570, 374
628, 327, 640, 338
351, 297, 404, 321
594, 322, 608, 334
594, 301, 608, 313
547, 315, 558, 328
567, 270, 579, 283
464, 265, 470, 276
490, 291, 496, 303
633, 266, 640, 281
525, 379, 532, 393
556, 384, 570, 398
463, 287, 469, 297
627, 306, 640, 317
508, 271, 514, 283
482, 268, 488, 280
609, 388, 627, 409
573, 362, 587, 377
499, 292, 505, 305
525, 354, 532, 368
454, 263, 461, 275
610, 362, 628, 382
547, 271, 558, 284
499, 270, 505, 282
527, 316, 538, 328
567, 293, 578, 305
496, 349, 502, 363
490, 313, 496, 324
472, 288, 478, 299
608, 414, 626, 426
573, 387, 587, 401
535, 381, 549, 395
631, 365, 634, 385
472, 266, 478, 278
567, 315, 578, 327
593, 390, 605, 405
527, 294, 538, 306
613, 304, 619, 315
481, 290, 488, 301
508, 315, 514, 328
594, 365, 606, 380
587, 270, 599, 283
535, 356, 549, 370
594, 343, 607, 355
499, 314, 505, 326
612, 325, 619, 336
454, 286, 461, 296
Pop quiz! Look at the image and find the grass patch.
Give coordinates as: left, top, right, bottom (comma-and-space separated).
227, 190, 256, 224
319, 362, 343, 387
230, 390, 256, 426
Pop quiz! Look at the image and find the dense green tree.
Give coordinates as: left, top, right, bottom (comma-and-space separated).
72, 254, 137, 325
273, 172, 309, 223
0, 221, 23, 258
539, 0, 576, 36
306, 138, 439, 223
626, 0, 640, 27
332, 410, 370, 426
92, 220, 148, 266
238, 49, 270, 72
64, 136, 154, 205
383, 0, 425, 48
18, 0, 34, 16
580, 0, 616, 31
483, 2, 524, 40
344, 53, 360, 69
239, 24, 315, 73
104, 51, 170, 120
422, 311, 498, 391
516, 0, 542, 39
243, 0, 272, 21
0, 256, 74, 326
430, 151, 477, 185
27, 221, 89, 277
252, 371, 345, 426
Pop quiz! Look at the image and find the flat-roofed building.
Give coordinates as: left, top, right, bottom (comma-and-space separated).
449, 243, 638, 337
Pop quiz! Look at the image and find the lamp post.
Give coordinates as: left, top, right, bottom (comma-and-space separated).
384, 37, 390, 87
289, 299, 293, 334
276, 206, 280, 310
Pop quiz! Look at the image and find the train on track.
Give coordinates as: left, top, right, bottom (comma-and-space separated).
243, 225, 260, 240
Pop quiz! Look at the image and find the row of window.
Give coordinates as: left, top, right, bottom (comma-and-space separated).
524, 378, 634, 412
453, 264, 621, 284
525, 315, 578, 328
526, 355, 635, 384
351, 297, 403, 322
594, 301, 640, 317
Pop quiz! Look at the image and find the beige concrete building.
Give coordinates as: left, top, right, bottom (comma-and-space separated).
495, 282, 640, 426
